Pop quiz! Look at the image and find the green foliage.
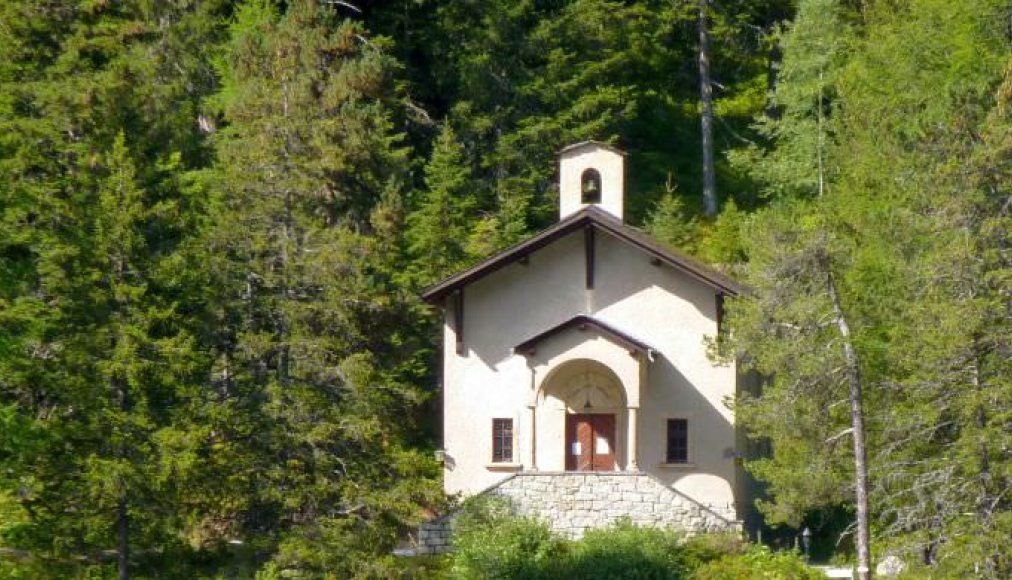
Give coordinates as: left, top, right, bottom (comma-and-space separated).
646, 189, 698, 253
564, 521, 689, 579
187, 1, 443, 575
450, 497, 567, 580
727, 0, 854, 200
406, 124, 478, 286
0, 0, 442, 575
450, 500, 758, 579
721, 0, 1012, 574
698, 199, 748, 265
4, 0, 1009, 575
692, 545, 824, 579
719, 199, 857, 527
678, 533, 749, 572
371, 0, 790, 236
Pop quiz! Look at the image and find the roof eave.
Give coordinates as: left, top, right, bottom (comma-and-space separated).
419, 208, 596, 304
419, 206, 741, 305
513, 315, 654, 357
557, 140, 628, 157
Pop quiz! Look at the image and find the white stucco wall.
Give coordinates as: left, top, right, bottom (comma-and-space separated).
440, 228, 737, 514
559, 145, 625, 221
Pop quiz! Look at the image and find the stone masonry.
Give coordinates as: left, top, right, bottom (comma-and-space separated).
416, 515, 453, 555
415, 472, 740, 555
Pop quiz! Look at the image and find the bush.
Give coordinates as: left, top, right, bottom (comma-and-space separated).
692, 545, 825, 579
679, 533, 749, 571
447, 499, 815, 580
449, 498, 566, 579
566, 520, 689, 579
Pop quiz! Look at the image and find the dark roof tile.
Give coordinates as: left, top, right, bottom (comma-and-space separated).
513, 315, 654, 357
420, 206, 740, 304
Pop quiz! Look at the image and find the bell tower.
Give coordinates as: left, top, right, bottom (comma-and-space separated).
558, 141, 626, 222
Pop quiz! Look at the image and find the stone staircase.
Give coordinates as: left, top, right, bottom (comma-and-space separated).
416, 471, 740, 555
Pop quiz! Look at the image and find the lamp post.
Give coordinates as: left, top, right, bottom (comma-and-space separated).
801, 527, 812, 563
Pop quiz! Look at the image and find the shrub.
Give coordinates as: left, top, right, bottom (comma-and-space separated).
692, 545, 825, 579
679, 533, 749, 571
446, 499, 806, 580
449, 497, 566, 579
566, 520, 689, 579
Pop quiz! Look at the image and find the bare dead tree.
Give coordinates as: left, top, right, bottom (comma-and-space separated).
698, 0, 718, 217
821, 251, 872, 580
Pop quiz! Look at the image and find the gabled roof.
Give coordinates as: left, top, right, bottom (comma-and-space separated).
513, 315, 654, 357
420, 206, 740, 304
558, 140, 628, 157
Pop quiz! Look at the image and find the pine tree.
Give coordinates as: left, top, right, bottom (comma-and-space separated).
728, 0, 851, 200
388, 0, 793, 238
0, 2, 222, 574
406, 124, 477, 286
724, 0, 1012, 575
646, 186, 698, 252
836, 2, 1012, 572
196, 1, 441, 573
716, 197, 873, 575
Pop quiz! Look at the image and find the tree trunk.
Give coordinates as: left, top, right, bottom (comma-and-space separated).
765, 41, 782, 120
117, 494, 128, 580
970, 338, 992, 519
698, 0, 717, 217
112, 371, 130, 580
278, 188, 292, 384
816, 71, 826, 198
823, 255, 872, 580
970, 338, 1002, 575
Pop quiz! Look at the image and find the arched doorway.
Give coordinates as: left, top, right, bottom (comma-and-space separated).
536, 360, 629, 472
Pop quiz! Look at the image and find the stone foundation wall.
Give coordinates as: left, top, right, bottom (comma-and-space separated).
416, 516, 452, 555
415, 472, 740, 554
492, 472, 738, 538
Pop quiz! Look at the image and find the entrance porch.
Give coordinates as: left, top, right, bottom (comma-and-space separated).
515, 315, 652, 474
526, 355, 645, 473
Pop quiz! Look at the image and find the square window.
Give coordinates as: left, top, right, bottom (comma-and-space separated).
492, 418, 513, 463
666, 419, 689, 463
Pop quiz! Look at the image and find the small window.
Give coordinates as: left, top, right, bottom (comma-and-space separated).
492, 418, 514, 463
581, 168, 602, 204
666, 419, 689, 463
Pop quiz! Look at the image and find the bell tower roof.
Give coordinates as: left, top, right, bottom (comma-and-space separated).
558, 141, 625, 222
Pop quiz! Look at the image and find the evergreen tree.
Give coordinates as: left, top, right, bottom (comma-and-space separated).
405, 124, 477, 286
376, 0, 792, 242
646, 189, 698, 252
716, 197, 874, 576
195, 1, 441, 574
0, 2, 222, 574
724, 0, 1012, 575
5, 0, 1007, 575
727, 0, 851, 201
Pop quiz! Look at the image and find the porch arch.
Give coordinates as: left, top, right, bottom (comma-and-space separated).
528, 358, 640, 472
535, 358, 628, 411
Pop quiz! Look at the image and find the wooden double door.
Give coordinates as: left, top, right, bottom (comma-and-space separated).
565, 413, 616, 471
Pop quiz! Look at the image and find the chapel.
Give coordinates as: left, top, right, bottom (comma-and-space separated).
418, 142, 750, 550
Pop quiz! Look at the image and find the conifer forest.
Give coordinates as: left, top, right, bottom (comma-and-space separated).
0, 0, 1010, 577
